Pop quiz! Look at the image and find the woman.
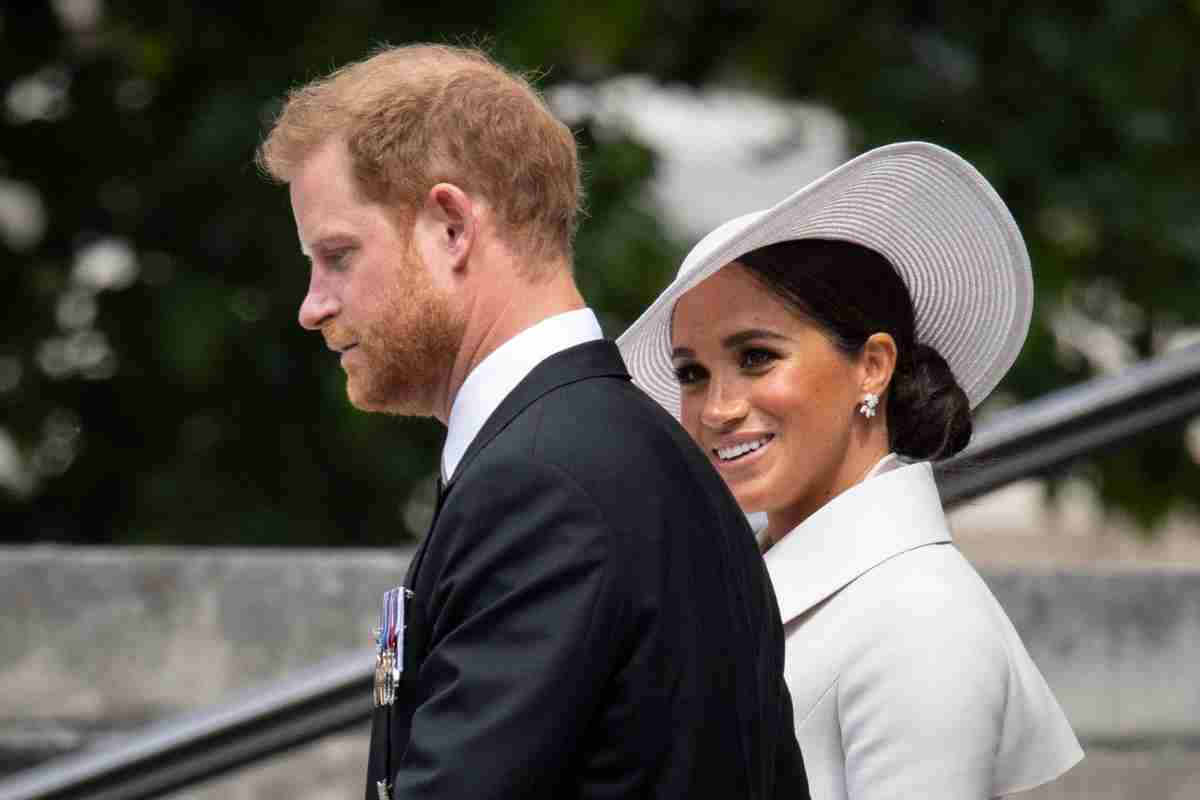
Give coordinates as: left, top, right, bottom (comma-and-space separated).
618, 142, 1082, 798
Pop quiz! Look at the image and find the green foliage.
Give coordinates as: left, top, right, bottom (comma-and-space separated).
1090, 423, 1199, 531
2, 2, 1198, 544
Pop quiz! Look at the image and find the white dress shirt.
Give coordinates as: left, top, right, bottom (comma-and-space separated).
765, 459, 1082, 799
442, 308, 603, 481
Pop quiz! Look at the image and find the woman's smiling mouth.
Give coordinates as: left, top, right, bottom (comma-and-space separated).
714, 435, 774, 463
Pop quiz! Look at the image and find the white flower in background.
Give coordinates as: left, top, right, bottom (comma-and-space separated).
56, 287, 98, 330
73, 237, 139, 291
1050, 305, 1136, 375
51, 0, 104, 33
65, 328, 109, 368
0, 427, 34, 496
36, 330, 116, 380
0, 179, 47, 251
6, 66, 71, 124
66, 328, 115, 378
36, 337, 73, 379
32, 407, 82, 478
1049, 280, 1144, 374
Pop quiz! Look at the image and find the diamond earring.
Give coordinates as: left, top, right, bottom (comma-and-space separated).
858, 392, 879, 419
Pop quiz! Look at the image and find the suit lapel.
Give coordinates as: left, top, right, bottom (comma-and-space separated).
402, 340, 628, 591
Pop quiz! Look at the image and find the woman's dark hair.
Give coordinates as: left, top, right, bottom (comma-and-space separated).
737, 238, 971, 461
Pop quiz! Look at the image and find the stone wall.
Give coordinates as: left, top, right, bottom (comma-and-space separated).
1, 546, 1198, 798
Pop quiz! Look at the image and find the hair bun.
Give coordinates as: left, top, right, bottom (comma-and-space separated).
888, 343, 972, 461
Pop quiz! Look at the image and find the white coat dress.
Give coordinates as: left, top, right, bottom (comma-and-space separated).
763, 458, 1082, 799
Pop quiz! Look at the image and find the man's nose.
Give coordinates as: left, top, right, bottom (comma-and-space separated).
298, 275, 339, 330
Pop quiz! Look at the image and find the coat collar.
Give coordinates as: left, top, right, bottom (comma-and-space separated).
444, 339, 630, 496
442, 309, 603, 481
763, 461, 952, 625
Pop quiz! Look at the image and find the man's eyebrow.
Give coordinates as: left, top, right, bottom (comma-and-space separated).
671, 346, 695, 360
301, 233, 355, 259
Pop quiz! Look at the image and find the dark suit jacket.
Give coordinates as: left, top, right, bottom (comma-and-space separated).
366, 340, 808, 799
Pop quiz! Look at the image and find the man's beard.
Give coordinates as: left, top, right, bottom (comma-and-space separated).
337, 254, 464, 418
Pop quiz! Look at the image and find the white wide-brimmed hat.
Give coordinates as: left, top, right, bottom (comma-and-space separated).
617, 141, 1032, 419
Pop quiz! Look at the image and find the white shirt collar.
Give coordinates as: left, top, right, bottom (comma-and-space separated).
441, 307, 603, 482
763, 460, 952, 624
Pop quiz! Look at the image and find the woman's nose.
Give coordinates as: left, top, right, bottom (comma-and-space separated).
699, 379, 748, 430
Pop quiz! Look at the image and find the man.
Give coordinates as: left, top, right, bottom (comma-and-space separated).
258, 44, 808, 800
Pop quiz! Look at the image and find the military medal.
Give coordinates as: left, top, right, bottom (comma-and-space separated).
373, 586, 410, 707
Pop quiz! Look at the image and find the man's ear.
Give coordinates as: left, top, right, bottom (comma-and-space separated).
860, 332, 898, 397
414, 182, 477, 277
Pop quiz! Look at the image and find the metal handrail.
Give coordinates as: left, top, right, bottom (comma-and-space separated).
0, 651, 374, 800
936, 342, 1200, 504
3, 342, 1200, 800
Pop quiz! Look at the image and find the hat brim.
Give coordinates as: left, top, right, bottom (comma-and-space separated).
617, 141, 1032, 419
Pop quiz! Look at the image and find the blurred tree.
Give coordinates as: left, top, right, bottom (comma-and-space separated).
1, 1, 1197, 544
0, 1, 681, 545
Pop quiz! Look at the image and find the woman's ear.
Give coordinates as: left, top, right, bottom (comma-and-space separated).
860, 332, 898, 397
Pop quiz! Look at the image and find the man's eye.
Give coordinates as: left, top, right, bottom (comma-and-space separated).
674, 363, 707, 386
325, 248, 353, 269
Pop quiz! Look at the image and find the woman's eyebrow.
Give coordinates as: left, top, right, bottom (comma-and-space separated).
721, 329, 788, 349
672, 328, 789, 360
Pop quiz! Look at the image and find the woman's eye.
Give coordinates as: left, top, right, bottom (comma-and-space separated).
674, 363, 707, 386
740, 348, 777, 369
